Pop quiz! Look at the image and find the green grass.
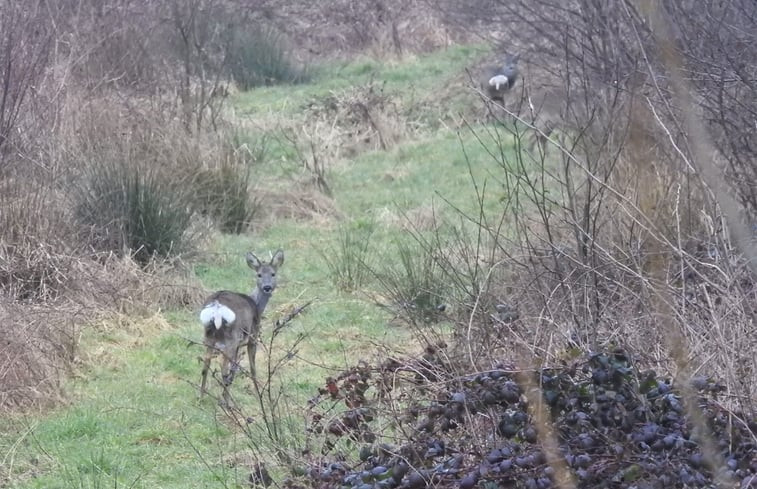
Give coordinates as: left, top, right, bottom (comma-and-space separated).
2, 321, 240, 488
0, 44, 520, 489
233, 43, 489, 115
332, 131, 505, 218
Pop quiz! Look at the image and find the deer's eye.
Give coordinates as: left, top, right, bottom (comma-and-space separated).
257, 273, 262, 277
271, 273, 276, 277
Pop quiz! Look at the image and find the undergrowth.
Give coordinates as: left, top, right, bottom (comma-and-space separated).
290, 348, 755, 489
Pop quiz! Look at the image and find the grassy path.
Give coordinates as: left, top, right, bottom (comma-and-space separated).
1, 44, 516, 488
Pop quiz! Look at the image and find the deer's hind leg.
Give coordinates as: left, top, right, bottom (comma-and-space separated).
219, 344, 240, 407
199, 344, 214, 398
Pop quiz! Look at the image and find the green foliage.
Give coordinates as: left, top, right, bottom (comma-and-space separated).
227, 26, 309, 90
321, 219, 376, 292
74, 161, 193, 265
232, 43, 489, 117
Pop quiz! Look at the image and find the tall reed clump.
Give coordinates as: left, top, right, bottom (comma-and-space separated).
321, 219, 377, 292
69, 110, 197, 265
190, 132, 269, 234
75, 160, 194, 265
227, 26, 310, 89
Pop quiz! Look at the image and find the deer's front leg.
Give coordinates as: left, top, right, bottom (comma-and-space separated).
246, 336, 258, 384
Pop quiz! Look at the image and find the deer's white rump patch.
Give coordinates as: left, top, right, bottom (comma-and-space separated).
200, 301, 236, 329
489, 74, 509, 91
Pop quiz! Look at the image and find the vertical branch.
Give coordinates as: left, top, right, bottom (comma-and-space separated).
0, 1, 52, 163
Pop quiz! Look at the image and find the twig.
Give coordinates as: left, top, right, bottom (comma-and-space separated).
273, 300, 314, 337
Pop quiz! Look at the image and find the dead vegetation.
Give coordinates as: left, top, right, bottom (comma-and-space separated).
269, 0, 461, 59
0, 0, 303, 411
303, 81, 410, 157
0, 303, 75, 410
0, 251, 204, 411
423, 0, 757, 411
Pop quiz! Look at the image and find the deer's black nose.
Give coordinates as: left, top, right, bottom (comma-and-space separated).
262, 285, 273, 294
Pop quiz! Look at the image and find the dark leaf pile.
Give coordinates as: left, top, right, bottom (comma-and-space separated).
278, 350, 756, 489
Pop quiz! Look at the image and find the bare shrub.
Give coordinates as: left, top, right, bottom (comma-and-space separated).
0, 303, 76, 410
441, 0, 756, 217
165, 0, 241, 132
661, 1, 757, 215
428, 0, 757, 415
0, 176, 78, 302
0, 1, 53, 164
280, 127, 334, 197
431, 117, 757, 411
0, 242, 78, 409
74, 11, 162, 92
43, 1, 241, 132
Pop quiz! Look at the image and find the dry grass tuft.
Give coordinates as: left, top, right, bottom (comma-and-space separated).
261, 184, 342, 225
377, 205, 440, 232
304, 82, 411, 157
0, 252, 204, 412
66, 254, 206, 315
0, 178, 78, 302
79, 312, 174, 371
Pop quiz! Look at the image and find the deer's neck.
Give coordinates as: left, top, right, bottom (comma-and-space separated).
250, 288, 271, 315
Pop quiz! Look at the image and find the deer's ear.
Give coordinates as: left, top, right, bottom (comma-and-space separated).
246, 252, 261, 269
271, 249, 285, 268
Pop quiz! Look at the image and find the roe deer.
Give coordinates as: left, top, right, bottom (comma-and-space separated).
199, 249, 284, 405
482, 54, 520, 103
